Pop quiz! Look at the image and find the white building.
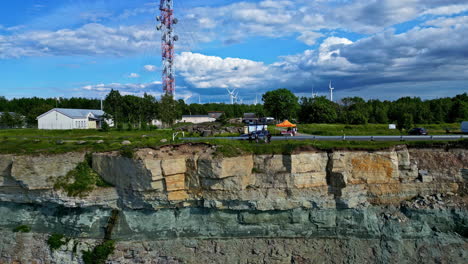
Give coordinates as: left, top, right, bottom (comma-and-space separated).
179, 115, 216, 124
37, 108, 109, 130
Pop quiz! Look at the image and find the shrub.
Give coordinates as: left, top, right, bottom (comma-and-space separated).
54, 161, 111, 197
82, 240, 115, 264
13, 225, 31, 233
120, 147, 135, 159
47, 233, 68, 251
100, 122, 110, 132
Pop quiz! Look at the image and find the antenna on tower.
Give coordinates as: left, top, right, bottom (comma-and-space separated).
329, 81, 335, 102
254, 94, 259, 105
156, 0, 178, 96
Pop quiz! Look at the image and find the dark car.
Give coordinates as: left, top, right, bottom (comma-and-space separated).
408, 128, 428, 135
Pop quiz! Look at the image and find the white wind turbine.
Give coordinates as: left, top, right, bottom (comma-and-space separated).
329, 81, 335, 102
226, 88, 237, 105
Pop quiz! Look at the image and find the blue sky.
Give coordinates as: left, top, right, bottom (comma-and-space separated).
0, 0, 467, 103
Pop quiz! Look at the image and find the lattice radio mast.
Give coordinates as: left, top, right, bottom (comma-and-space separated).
156, 0, 178, 96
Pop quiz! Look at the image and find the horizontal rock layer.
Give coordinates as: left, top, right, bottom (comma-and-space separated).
0, 144, 466, 263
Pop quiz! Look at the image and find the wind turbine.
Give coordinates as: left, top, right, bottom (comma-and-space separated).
233, 91, 239, 104
311, 85, 318, 98
226, 88, 237, 105
329, 81, 335, 102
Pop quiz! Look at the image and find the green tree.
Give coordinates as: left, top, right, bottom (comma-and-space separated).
262, 88, 299, 121
397, 113, 413, 131
104, 90, 122, 126
0, 112, 15, 128
158, 94, 181, 126
299, 96, 338, 123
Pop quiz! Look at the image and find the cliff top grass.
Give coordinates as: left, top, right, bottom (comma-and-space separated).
288, 123, 462, 136
0, 128, 174, 154
0, 124, 465, 155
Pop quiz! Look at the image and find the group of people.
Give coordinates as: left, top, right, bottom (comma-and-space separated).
286, 127, 298, 136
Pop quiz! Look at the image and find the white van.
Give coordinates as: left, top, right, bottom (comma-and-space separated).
462, 121, 468, 133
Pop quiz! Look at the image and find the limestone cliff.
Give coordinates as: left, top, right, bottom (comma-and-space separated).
0, 144, 466, 263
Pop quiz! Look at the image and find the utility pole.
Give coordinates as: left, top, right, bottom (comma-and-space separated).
156, 0, 178, 96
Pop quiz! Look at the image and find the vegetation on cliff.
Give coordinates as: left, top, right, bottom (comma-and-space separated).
12, 225, 31, 233
54, 156, 111, 197
47, 233, 68, 251
82, 240, 115, 264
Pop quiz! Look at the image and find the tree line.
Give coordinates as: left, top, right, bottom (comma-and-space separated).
0, 89, 467, 129
262, 89, 468, 129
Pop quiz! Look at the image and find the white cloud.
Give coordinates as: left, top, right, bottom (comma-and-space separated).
425, 15, 468, 28
176, 52, 270, 89
144, 65, 157, 72
422, 4, 468, 15
128, 73, 140, 78
297, 31, 323, 46
0, 23, 158, 58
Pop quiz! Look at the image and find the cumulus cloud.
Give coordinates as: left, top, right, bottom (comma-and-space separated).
128, 73, 139, 78
175, 21, 468, 99
83, 81, 161, 93
81, 80, 196, 100
0, 23, 158, 58
176, 52, 269, 89
297, 31, 324, 46
144, 65, 157, 72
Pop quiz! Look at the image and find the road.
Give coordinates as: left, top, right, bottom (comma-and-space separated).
181, 135, 468, 142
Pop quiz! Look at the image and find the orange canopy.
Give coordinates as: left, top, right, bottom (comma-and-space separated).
276, 120, 296, 127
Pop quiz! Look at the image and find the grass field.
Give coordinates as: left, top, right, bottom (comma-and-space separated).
0, 128, 174, 154
291, 123, 462, 136
0, 123, 465, 155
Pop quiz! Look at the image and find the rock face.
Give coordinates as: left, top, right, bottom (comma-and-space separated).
0, 144, 467, 263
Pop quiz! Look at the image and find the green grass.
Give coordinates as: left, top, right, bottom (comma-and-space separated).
54, 161, 111, 197
0, 129, 174, 154
199, 139, 402, 157
47, 233, 69, 251
82, 240, 115, 264
13, 225, 31, 233
0, 124, 464, 155
291, 123, 461, 136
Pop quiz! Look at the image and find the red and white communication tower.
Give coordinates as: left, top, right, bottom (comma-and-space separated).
156, 0, 178, 96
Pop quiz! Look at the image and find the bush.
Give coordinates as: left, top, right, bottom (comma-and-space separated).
100, 122, 110, 132
47, 233, 68, 251
140, 122, 148, 131
54, 161, 111, 197
13, 225, 31, 233
116, 123, 124, 131
120, 147, 135, 159
82, 240, 115, 264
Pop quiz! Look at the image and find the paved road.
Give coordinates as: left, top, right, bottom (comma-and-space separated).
181, 135, 468, 142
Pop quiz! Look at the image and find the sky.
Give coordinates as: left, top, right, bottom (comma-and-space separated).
0, 0, 467, 104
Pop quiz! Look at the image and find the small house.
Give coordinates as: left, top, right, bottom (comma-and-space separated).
179, 115, 216, 124
208, 111, 224, 119
37, 108, 110, 130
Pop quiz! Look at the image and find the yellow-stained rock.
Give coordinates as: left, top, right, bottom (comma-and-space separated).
150, 180, 164, 190
161, 158, 186, 176
293, 172, 327, 188
198, 156, 253, 179
291, 152, 328, 174
350, 154, 398, 184
143, 159, 163, 181
165, 174, 185, 191
168, 190, 189, 201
